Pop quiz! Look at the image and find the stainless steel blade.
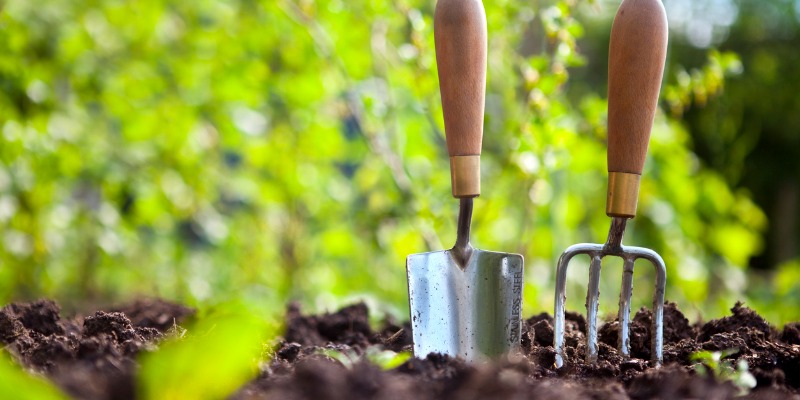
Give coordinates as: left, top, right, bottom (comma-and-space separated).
406, 249, 524, 362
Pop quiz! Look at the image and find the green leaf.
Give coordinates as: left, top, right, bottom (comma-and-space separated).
0, 351, 69, 400
365, 348, 411, 371
137, 303, 276, 400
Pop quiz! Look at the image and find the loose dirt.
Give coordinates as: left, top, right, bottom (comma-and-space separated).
0, 299, 798, 399
0, 299, 193, 399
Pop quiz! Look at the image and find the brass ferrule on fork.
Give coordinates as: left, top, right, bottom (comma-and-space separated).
606, 172, 641, 218
450, 156, 480, 198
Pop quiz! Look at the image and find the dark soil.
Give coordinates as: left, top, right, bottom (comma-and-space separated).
1, 299, 798, 400
0, 299, 194, 400
237, 301, 800, 400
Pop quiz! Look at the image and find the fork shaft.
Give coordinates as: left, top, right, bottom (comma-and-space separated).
585, 254, 603, 363
604, 217, 627, 254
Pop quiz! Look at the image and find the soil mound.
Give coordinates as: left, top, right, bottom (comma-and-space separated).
235, 301, 799, 399
1, 299, 798, 399
0, 299, 194, 400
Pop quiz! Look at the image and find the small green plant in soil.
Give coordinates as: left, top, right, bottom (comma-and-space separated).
1, 299, 798, 399
690, 348, 757, 395
319, 347, 412, 371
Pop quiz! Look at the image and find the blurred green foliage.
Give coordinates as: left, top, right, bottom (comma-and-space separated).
0, 0, 795, 324
138, 301, 274, 400
0, 351, 68, 400
666, 0, 800, 275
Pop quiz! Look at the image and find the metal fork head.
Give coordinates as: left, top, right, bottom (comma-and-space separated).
553, 218, 666, 368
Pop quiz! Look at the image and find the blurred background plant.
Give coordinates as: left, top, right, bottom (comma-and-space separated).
0, 0, 796, 324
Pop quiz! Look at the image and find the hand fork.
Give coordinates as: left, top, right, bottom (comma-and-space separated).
553, 0, 669, 368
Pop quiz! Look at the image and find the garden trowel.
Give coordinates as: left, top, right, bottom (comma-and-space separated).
406, 0, 524, 362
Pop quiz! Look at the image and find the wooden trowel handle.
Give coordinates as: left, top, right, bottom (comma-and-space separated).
606, 0, 668, 218
434, 0, 487, 198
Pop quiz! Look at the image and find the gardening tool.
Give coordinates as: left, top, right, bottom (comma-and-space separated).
553, 0, 668, 368
406, 0, 524, 362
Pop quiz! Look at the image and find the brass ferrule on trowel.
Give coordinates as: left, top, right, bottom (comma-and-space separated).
606, 172, 641, 219
450, 155, 481, 198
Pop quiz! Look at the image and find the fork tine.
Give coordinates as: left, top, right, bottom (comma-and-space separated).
649, 255, 666, 366
625, 246, 667, 365
554, 245, 599, 368
585, 254, 603, 363
553, 250, 574, 368
617, 257, 635, 358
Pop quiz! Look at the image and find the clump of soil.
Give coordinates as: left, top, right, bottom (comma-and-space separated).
234, 301, 800, 399
0, 299, 194, 400
1, 299, 798, 399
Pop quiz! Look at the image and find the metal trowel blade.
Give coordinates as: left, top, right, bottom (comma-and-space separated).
406, 248, 524, 362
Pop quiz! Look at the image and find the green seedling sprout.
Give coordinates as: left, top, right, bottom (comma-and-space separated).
365, 347, 412, 370
318, 348, 358, 370
165, 318, 188, 340
690, 348, 757, 395
318, 347, 411, 371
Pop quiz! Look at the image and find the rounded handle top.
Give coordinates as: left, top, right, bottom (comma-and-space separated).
435, 0, 488, 197
607, 0, 668, 175
435, 0, 487, 157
